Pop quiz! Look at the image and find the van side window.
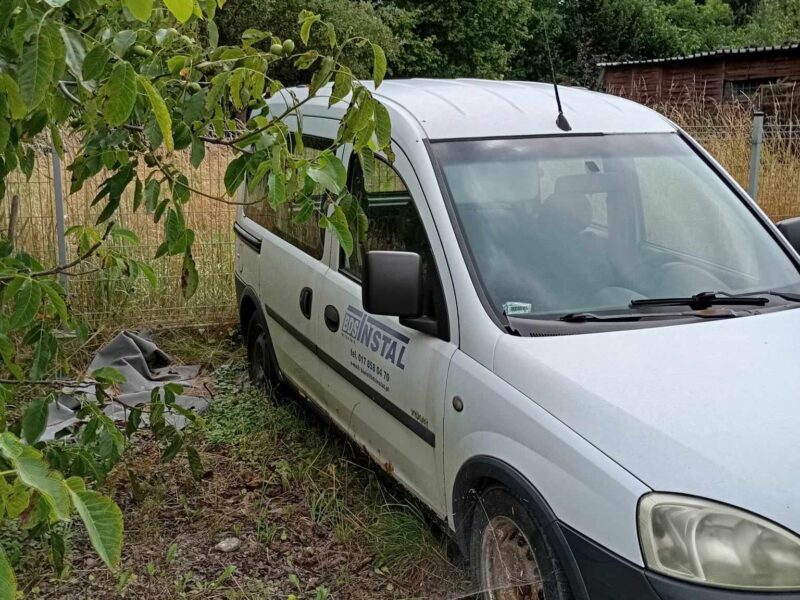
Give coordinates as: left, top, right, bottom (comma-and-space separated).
340, 157, 429, 279
243, 135, 330, 260
341, 156, 447, 335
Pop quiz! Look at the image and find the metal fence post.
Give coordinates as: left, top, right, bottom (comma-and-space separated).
51, 146, 68, 292
748, 111, 765, 202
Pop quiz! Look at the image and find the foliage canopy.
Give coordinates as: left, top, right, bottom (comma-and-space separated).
0, 0, 391, 594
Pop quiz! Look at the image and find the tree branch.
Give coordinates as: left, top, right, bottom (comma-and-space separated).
151, 154, 258, 206
228, 92, 316, 146
56, 81, 250, 152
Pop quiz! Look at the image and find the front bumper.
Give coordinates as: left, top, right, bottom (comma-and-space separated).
558, 523, 800, 600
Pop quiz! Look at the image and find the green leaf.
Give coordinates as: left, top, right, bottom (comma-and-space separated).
165, 207, 183, 244
0, 0, 17, 32
144, 178, 160, 212
132, 179, 144, 212
29, 328, 56, 380
358, 147, 375, 181
308, 154, 346, 194
371, 43, 387, 88
326, 23, 336, 48
112, 30, 137, 56
65, 476, 86, 493
82, 45, 110, 80
103, 62, 137, 127
163, 0, 193, 22
0, 118, 7, 151
69, 488, 123, 569
349, 94, 374, 133
138, 77, 173, 152
0, 75, 27, 119
160, 430, 183, 461
329, 68, 352, 107
125, 0, 154, 21
374, 102, 391, 149
10, 279, 42, 331
0, 432, 70, 520
41, 281, 69, 323
42, 24, 66, 83
111, 226, 139, 243
96, 195, 121, 224
22, 398, 48, 444
19, 27, 55, 110
181, 251, 199, 300
247, 160, 270, 192
1, 477, 31, 518
292, 200, 315, 224
190, 137, 205, 168
299, 13, 320, 46
267, 172, 285, 207
207, 19, 219, 48
59, 27, 86, 81
329, 204, 354, 256
186, 446, 203, 480
91, 367, 126, 385
138, 262, 157, 288
309, 56, 334, 95
0, 333, 23, 383
224, 154, 248, 194
173, 122, 192, 150
0, 546, 16, 600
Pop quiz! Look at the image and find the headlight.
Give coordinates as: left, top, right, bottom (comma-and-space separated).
638, 493, 800, 590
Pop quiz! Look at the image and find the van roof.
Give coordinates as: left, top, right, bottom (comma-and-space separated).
276, 78, 676, 140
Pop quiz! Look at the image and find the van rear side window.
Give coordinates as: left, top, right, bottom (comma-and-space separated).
243, 135, 330, 260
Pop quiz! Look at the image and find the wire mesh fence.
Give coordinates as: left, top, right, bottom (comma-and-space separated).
0, 136, 238, 328
683, 115, 800, 223
2, 111, 800, 330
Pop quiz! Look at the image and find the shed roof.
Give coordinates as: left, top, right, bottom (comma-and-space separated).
598, 42, 800, 68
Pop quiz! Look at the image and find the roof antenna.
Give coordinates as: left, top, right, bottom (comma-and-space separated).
543, 22, 571, 132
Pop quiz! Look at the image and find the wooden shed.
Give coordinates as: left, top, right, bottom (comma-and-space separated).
598, 43, 800, 115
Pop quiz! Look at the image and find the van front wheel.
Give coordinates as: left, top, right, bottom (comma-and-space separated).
469, 486, 572, 600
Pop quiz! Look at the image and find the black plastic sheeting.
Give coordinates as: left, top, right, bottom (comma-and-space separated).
44, 331, 209, 440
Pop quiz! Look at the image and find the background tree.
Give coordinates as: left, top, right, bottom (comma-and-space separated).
217, 0, 400, 85
385, 0, 534, 80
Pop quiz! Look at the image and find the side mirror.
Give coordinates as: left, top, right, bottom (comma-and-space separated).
777, 217, 800, 254
362, 251, 423, 317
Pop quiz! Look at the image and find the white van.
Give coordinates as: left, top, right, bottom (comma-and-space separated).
234, 79, 800, 599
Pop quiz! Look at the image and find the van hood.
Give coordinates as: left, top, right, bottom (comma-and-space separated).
494, 308, 800, 534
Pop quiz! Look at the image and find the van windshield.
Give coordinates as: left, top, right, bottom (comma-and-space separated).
432, 133, 800, 321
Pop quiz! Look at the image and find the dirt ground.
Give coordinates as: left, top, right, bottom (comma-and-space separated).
14, 329, 472, 599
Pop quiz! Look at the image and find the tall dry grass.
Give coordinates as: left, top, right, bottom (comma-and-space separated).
661, 99, 800, 222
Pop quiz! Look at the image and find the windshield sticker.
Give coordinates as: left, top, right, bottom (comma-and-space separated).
503, 301, 532, 316
341, 305, 409, 392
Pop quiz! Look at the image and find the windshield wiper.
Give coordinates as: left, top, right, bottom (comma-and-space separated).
561, 308, 749, 322
629, 291, 769, 309
759, 290, 800, 303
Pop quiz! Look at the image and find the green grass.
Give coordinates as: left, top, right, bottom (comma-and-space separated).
203, 359, 467, 593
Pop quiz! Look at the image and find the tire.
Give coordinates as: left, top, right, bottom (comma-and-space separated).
246, 312, 279, 391
469, 486, 572, 600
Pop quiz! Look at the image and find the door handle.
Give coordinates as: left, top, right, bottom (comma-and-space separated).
324, 305, 340, 332
299, 287, 313, 319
